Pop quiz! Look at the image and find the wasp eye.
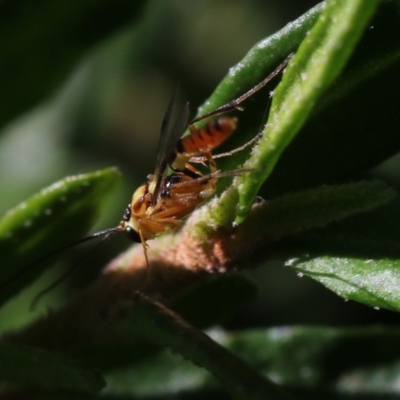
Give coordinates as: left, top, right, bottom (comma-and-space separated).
123, 205, 131, 222
125, 226, 141, 243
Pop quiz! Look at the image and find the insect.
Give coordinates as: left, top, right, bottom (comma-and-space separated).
119, 96, 241, 267
6, 54, 292, 307
116, 54, 292, 266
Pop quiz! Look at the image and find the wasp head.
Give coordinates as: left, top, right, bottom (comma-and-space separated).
121, 204, 141, 243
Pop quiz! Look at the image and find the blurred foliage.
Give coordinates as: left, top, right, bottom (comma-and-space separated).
0, 0, 146, 127
1, 0, 400, 399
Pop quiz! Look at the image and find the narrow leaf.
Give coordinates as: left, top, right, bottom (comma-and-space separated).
287, 195, 400, 259
118, 294, 292, 400
0, 167, 121, 305
244, 180, 396, 243
290, 256, 400, 312
234, 0, 380, 222
105, 325, 400, 397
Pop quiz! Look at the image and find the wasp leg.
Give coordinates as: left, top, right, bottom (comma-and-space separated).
190, 132, 261, 163
190, 53, 293, 125
140, 215, 182, 234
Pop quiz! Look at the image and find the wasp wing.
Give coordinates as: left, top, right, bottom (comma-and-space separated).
151, 89, 190, 206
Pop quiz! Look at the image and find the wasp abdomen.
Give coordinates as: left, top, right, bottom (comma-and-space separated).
178, 116, 237, 155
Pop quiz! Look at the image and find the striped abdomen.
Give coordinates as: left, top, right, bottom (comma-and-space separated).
178, 117, 237, 155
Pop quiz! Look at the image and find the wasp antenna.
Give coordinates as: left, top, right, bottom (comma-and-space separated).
192, 132, 261, 162
1, 227, 121, 296
30, 227, 120, 311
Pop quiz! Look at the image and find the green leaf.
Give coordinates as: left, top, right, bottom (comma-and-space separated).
0, 342, 104, 392
72, 275, 257, 372
265, 0, 400, 197
0, 1, 146, 129
187, 0, 391, 237
286, 194, 400, 259
0, 168, 121, 306
189, 2, 325, 184
290, 256, 400, 312
192, 2, 325, 119
234, 0, 380, 222
105, 325, 400, 397
251, 180, 396, 242
275, 189, 400, 312
189, 180, 395, 250
117, 294, 292, 400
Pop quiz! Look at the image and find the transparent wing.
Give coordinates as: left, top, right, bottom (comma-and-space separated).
166, 101, 190, 162
151, 89, 190, 206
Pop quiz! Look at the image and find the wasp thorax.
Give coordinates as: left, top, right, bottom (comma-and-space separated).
131, 184, 152, 215
170, 151, 189, 171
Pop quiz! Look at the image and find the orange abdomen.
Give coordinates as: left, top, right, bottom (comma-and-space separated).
179, 117, 237, 155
